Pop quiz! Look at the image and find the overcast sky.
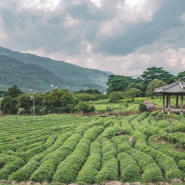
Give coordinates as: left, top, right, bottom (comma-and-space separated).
0, 0, 185, 76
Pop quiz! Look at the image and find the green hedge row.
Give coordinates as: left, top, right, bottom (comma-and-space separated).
97, 126, 123, 140
117, 152, 141, 182
30, 134, 82, 182
16, 142, 45, 152
120, 119, 133, 135
53, 126, 104, 184
136, 138, 183, 180
113, 121, 121, 127
28, 131, 73, 163
112, 135, 131, 147
9, 132, 73, 181
96, 140, 118, 183
104, 120, 112, 128
135, 112, 150, 122
148, 135, 185, 162
140, 118, 151, 127
0, 137, 48, 153
0, 154, 25, 179
130, 119, 150, 138
6, 135, 57, 163
158, 131, 185, 149
9, 161, 39, 181
74, 122, 94, 136
77, 141, 102, 183
126, 148, 164, 182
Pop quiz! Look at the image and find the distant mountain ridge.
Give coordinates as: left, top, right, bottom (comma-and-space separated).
0, 47, 113, 92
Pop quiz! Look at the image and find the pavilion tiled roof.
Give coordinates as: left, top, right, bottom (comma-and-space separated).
154, 78, 185, 93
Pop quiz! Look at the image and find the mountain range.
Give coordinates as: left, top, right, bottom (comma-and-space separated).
0, 47, 113, 92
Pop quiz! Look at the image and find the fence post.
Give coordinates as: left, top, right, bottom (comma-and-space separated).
108, 108, 109, 116
100, 112, 101, 116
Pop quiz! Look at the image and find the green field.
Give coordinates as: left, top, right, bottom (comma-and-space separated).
1, 112, 185, 184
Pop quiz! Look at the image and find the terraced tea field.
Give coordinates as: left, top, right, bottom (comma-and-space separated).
1, 113, 185, 184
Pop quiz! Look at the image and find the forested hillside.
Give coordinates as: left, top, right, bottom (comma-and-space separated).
0, 55, 106, 92
0, 47, 110, 91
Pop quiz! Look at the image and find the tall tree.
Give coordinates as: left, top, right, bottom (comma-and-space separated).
177, 71, 185, 81
106, 75, 135, 94
146, 79, 167, 97
85, 89, 100, 95
125, 88, 142, 101
141, 67, 177, 85
0, 96, 18, 113
3, 85, 23, 98
0, 90, 5, 98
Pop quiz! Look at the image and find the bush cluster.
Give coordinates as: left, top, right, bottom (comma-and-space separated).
30, 134, 82, 182
77, 141, 102, 183
0, 155, 25, 179
96, 140, 119, 183
53, 126, 104, 183
127, 148, 164, 182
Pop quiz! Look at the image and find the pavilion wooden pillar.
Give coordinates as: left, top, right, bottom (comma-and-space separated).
166, 95, 168, 109
168, 95, 171, 114
176, 95, 178, 109
162, 94, 165, 112
181, 94, 183, 114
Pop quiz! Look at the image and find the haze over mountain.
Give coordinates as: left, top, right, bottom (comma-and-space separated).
0, 47, 112, 92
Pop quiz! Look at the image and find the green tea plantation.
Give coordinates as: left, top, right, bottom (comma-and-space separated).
1, 112, 185, 184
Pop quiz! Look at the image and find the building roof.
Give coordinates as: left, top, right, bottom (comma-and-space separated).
154, 78, 185, 94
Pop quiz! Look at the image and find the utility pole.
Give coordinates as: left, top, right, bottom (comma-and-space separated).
30, 96, 35, 124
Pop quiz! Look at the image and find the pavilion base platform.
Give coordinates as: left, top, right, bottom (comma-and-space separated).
163, 108, 184, 114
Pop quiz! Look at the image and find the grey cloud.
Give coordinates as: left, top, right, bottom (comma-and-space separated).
0, 0, 185, 76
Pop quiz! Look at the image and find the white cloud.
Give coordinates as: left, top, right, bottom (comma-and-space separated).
90, 0, 102, 7
22, 0, 61, 11
0, 0, 185, 78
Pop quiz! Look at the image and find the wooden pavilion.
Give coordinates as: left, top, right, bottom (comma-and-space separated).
153, 78, 185, 114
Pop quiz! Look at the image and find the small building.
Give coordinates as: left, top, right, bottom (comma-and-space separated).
153, 78, 185, 114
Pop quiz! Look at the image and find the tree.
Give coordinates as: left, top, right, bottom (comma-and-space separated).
109, 91, 125, 102
106, 75, 135, 94
146, 79, 167, 97
141, 67, 177, 85
75, 90, 85, 94
138, 104, 148, 112
0, 90, 5, 98
177, 71, 185, 81
125, 88, 142, 101
77, 102, 95, 113
126, 83, 144, 92
0, 96, 18, 114
42, 89, 76, 113
3, 85, 23, 98
17, 92, 44, 110
85, 89, 100, 95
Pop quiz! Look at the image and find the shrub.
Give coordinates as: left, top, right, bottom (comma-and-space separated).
117, 152, 141, 182
77, 102, 95, 113
77, 141, 101, 184
138, 103, 148, 112
179, 160, 185, 171
96, 140, 118, 183
53, 126, 103, 184
9, 161, 40, 181
30, 134, 82, 182
17, 108, 26, 115
109, 91, 125, 102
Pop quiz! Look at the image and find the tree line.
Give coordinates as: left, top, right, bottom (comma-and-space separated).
1, 67, 185, 114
